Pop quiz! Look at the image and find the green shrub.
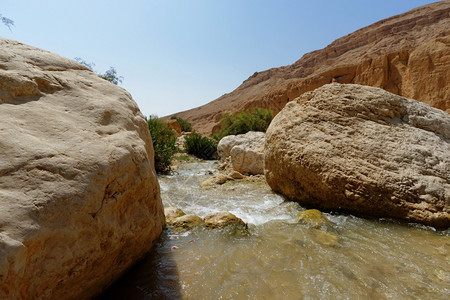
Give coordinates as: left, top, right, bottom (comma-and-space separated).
147, 115, 177, 173
184, 132, 218, 160
211, 107, 273, 141
171, 116, 192, 132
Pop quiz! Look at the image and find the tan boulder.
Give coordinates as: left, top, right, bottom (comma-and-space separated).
296, 209, 328, 228
166, 119, 182, 136
228, 170, 245, 180
170, 214, 204, 228
230, 137, 265, 175
217, 131, 265, 159
204, 212, 247, 229
164, 207, 186, 223
265, 83, 450, 228
217, 131, 265, 175
200, 173, 230, 186
0, 38, 165, 299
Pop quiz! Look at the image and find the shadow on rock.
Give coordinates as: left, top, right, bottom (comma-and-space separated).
97, 228, 182, 299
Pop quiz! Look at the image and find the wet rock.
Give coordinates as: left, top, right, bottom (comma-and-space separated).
296, 209, 329, 228
204, 212, 247, 229
312, 230, 339, 247
165, 207, 186, 224
200, 173, 230, 186
265, 83, 450, 228
170, 214, 204, 228
217, 161, 229, 171
228, 170, 245, 180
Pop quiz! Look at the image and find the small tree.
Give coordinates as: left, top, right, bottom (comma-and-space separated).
99, 67, 123, 85
74, 57, 123, 85
0, 14, 14, 31
211, 107, 273, 141
147, 115, 177, 173
184, 133, 218, 160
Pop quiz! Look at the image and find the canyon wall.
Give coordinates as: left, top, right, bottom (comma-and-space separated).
170, 1, 450, 135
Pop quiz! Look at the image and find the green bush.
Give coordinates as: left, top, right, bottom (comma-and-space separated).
184, 132, 218, 160
147, 115, 177, 173
211, 107, 273, 141
171, 116, 192, 132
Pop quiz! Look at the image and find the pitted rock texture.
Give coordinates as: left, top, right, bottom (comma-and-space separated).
217, 131, 265, 175
265, 83, 449, 229
169, 1, 450, 135
0, 38, 165, 299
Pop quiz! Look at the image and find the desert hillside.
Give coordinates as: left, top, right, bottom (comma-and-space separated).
169, 1, 450, 135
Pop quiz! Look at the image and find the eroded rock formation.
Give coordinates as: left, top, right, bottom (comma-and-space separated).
0, 38, 165, 299
264, 83, 449, 228
170, 1, 450, 135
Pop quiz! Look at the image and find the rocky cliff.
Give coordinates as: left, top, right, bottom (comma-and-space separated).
0, 38, 165, 299
170, 1, 450, 135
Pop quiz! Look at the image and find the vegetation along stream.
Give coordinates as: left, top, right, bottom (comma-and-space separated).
102, 160, 449, 299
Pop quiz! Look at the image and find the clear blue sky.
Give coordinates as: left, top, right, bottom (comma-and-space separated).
1, 0, 439, 117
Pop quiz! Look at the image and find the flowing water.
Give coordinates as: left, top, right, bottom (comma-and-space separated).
102, 160, 449, 299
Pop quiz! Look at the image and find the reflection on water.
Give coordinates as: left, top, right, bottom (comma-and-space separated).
102, 161, 450, 299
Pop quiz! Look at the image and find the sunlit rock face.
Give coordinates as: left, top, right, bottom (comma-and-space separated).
0, 37, 165, 299
217, 131, 265, 175
265, 83, 450, 229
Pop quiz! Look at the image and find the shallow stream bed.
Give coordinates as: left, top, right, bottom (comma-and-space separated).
102, 161, 449, 299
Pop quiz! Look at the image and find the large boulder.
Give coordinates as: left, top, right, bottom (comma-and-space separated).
217, 131, 265, 175
0, 38, 165, 299
265, 83, 450, 228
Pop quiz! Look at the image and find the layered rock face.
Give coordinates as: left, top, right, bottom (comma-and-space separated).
170, 1, 450, 135
0, 38, 165, 299
265, 83, 449, 228
217, 131, 265, 175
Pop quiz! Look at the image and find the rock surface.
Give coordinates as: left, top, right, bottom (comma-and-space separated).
0, 38, 165, 299
217, 131, 265, 175
165, 207, 186, 223
230, 138, 265, 175
296, 210, 328, 228
204, 212, 247, 229
168, 2, 450, 134
170, 214, 204, 228
200, 173, 230, 186
265, 83, 450, 228
166, 119, 181, 136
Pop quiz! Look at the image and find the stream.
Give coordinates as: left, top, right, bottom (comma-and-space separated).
102, 160, 449, 299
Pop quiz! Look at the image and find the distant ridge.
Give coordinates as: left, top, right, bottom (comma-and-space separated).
168, 1, 450, 135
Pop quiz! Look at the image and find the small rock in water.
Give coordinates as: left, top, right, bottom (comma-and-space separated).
312, 229, 339, 247
170, 214, 204, 228
200, 173, 230, 186
296, 209, 328, 228
228, 170, 245, 180
165, 207, 186, 224
204, 211, 247, 229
